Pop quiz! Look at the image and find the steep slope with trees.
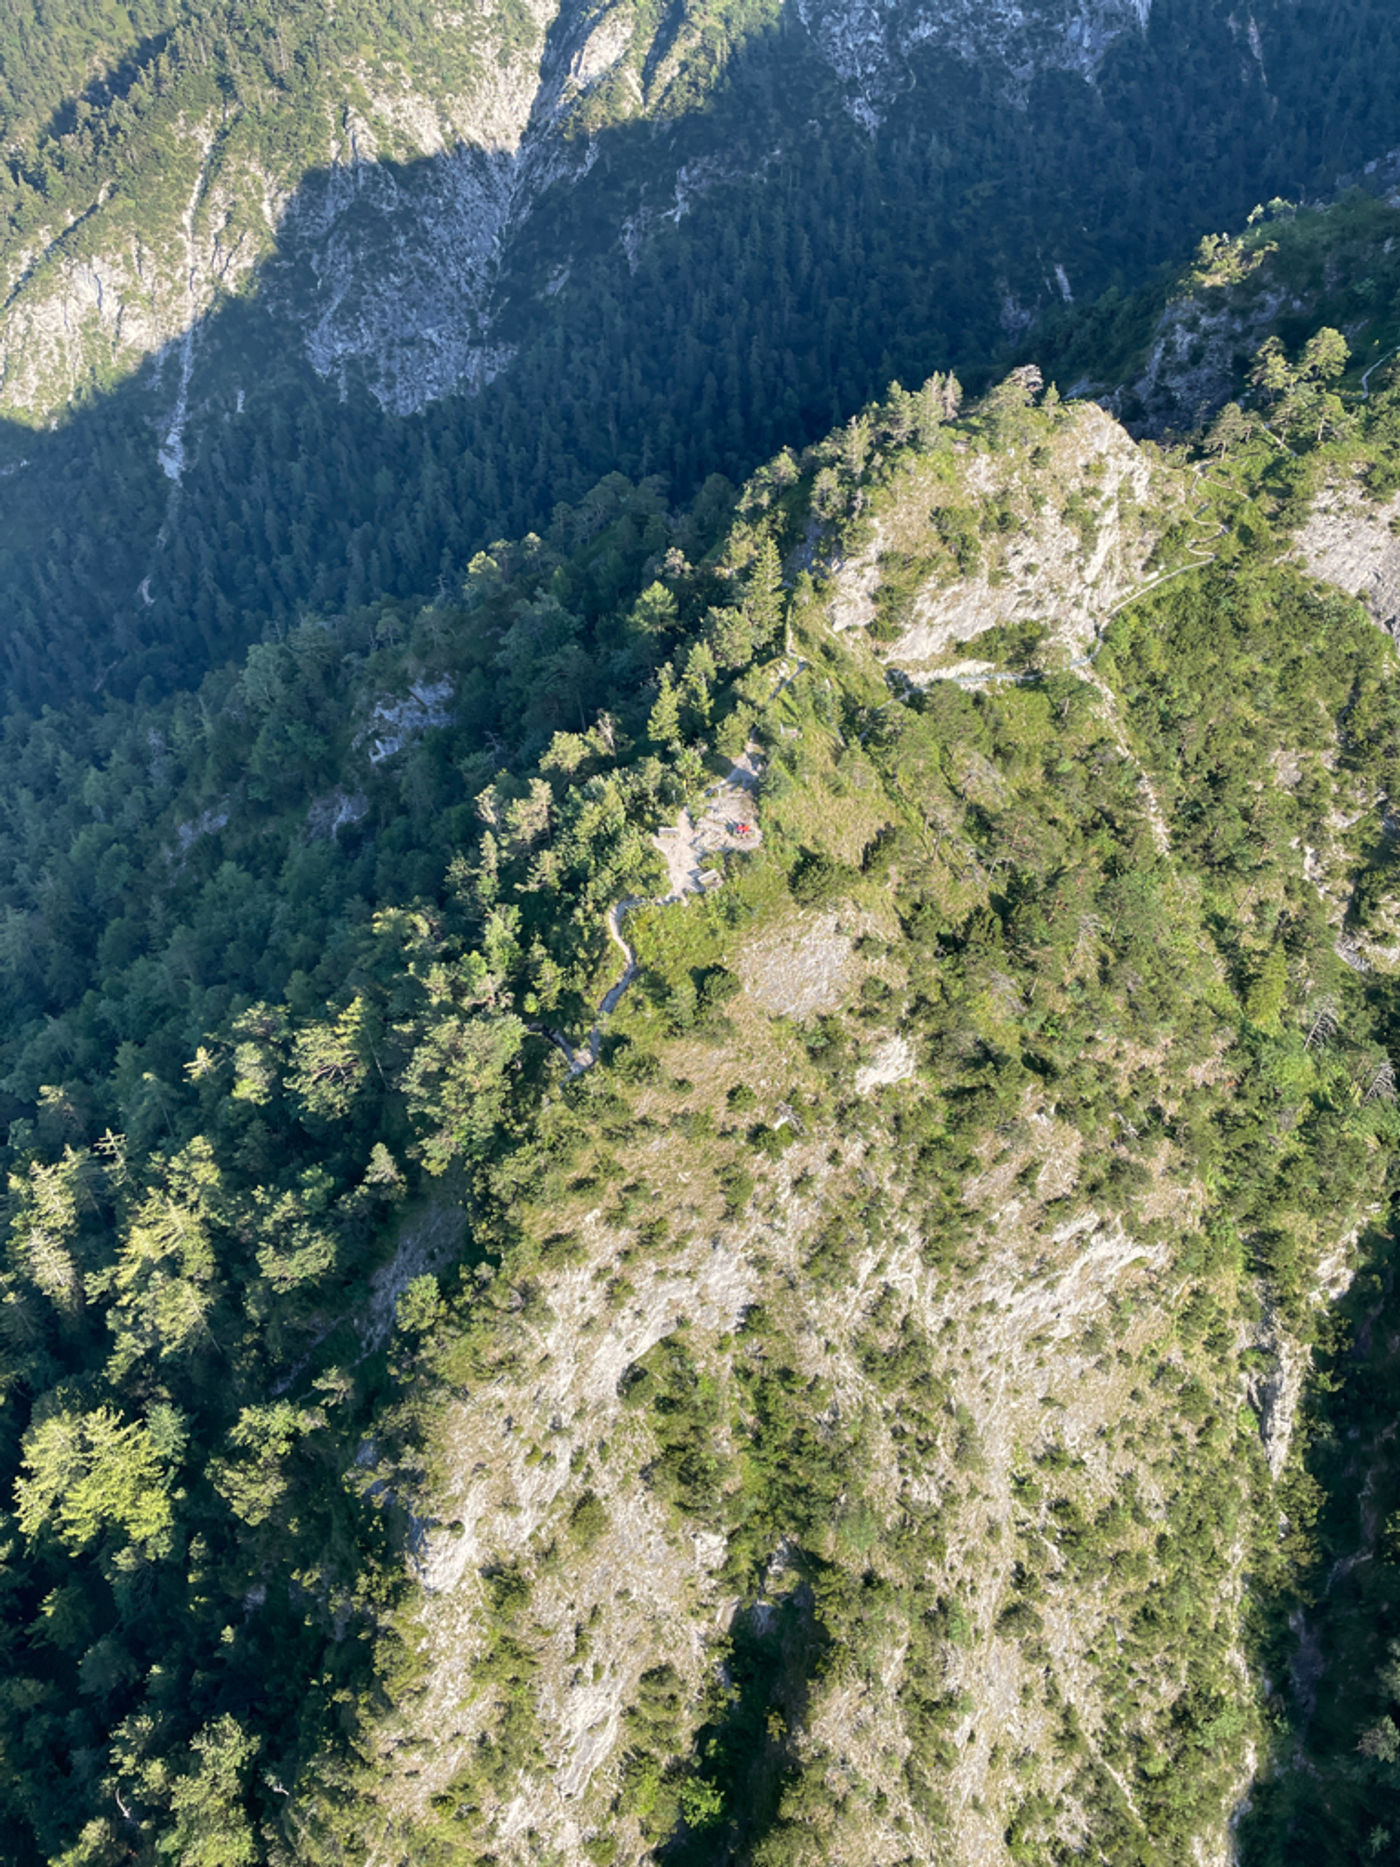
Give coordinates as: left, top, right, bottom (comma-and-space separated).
4, 0, 1400, 708
3, 240, 1400, 1859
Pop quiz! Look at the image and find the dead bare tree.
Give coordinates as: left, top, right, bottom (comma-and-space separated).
1304, 998, 1340, 1051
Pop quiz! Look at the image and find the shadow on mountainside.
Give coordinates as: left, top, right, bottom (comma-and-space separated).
1238, 1217, 1400, 1866
660, 1581, 828, 1867
37, 27, 177, 142
3, 0, 1400, 711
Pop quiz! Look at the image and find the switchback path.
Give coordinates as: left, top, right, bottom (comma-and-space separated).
534, 896, 644, 1077
1359, 345, 1400, 400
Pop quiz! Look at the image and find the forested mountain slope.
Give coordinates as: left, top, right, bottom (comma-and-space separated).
6, 200, 1400, 1859
3, 0, 1400, 707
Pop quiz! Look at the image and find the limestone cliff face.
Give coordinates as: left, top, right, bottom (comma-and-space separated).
0, 0, 578, 433
797, 0, 1150, 127
1293, 477, 1400, 638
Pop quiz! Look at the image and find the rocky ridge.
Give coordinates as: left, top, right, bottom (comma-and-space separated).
326, 388, 1397, 1867
826, 400, 1188, 683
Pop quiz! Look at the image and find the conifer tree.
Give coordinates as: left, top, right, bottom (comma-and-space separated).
743, 533, 785, 651
647, 668, 683, 748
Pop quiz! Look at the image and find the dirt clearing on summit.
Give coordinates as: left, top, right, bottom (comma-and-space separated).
653, 742, 764, 898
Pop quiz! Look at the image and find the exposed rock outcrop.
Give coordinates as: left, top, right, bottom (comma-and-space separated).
1293, 477, 1400, 635
797, 0, 1151, 128
828, 400, 1189, 684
